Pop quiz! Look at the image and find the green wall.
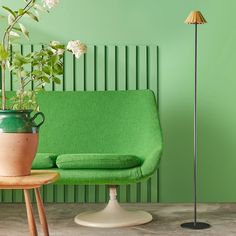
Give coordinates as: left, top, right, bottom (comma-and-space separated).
1, 0, 236, 203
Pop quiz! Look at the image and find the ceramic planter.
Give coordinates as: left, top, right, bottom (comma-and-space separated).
0, 110, 45, 176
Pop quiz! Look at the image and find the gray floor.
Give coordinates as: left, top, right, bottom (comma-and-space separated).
0, 203, 236, 236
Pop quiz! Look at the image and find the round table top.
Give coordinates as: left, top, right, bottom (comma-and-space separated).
0, 170, 59, 189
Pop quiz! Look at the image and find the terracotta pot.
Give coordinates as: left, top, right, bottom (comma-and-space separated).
0, 110, 45, 176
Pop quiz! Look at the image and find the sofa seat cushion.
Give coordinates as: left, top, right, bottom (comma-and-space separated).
56, 154, 142, 170
32, 153, 58, 169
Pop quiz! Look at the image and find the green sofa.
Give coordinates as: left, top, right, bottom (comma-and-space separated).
33, 89, 163, 227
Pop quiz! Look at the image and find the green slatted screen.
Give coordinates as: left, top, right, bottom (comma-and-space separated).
1, 44, 159, 203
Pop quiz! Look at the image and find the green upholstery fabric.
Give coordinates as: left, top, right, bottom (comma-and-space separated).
32, 153, 57, 169
56, 154, 142, 169
49, 168, 143, 185
36, 90, 163, 184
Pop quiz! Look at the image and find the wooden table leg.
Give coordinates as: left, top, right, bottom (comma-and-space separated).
24, 189, 38, 236
34, 188, 49, 236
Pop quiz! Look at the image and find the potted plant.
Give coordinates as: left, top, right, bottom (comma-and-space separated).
0, 0, 86, 176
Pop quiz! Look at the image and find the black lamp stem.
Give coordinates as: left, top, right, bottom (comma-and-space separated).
194, 22, 198, 226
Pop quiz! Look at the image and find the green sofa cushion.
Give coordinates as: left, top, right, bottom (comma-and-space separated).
32, 153, 58, 169
49, 168, 143, 185
56, 154, 142, 169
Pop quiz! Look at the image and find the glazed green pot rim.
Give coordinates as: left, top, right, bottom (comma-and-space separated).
0, 109, 33, 113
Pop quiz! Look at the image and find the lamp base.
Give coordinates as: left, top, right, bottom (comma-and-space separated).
181, 222, 211, 230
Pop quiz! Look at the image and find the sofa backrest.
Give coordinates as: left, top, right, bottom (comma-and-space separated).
37, 90, 161, 161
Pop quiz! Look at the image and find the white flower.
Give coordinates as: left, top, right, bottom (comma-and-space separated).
50, 40, 65, 55
67, 40, 87, 59
42, 0, 59, 9
56, 49, 65, 55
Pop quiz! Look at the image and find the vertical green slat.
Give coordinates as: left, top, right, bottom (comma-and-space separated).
127, 45, 136, 90
85, 45, 96, 201
138, 46, 148, 89
96, 45, 105, 91
117, 46, 127, 202
146, 46, 150, 89
96, 45, 106, 202
83, 53, 87, 91
124, 45, 130, 201
98, 185, 106, 203
94, 46, 97, 91
115, 46, 118, 90
87, 185, 96, 203
137, 45, 149, 203
2, 190, 13, 203
13, 189, 23, 203
73, 55, 76, 91
86, 45, 95, 91
117, 46, 126, 91
146, 46, 152, 202
55, 184, 64, 203
148, 45, 159, 202
64, 51, 74, 91
125, 46, 128, 90
45, 184, 54, 203
75, 53, 85, 91
107, 46, 116, 90
136, 46, 139, 89
62, 53, 65, 91
119, 185, 127, 203
0, 190, 2, 202
156, 46, 160, 202
77, 185, 86, 203
104, 46, 107, 91
65, 185, 75, 203
127, 45, 138, 203
149, 46, 158, 96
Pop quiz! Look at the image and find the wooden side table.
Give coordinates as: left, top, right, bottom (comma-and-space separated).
0, 170, 59, 236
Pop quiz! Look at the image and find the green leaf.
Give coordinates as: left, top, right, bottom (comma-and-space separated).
52, 77, 61, 84
18, 8, 24, 16
0, 44, 9, 61
40, 76, 50, 83
31, 70, 43, 76
51, 55, 59, 65
26, 11, 39, 22
13, 27, 22, 32
2, 6, 16, 17
53, 63, 63, 75
42, 66, 51, 75
19, 23, 29, 40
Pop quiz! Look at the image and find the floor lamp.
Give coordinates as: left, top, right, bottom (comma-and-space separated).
180, 11, 211, 230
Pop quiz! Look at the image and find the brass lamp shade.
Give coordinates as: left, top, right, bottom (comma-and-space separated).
185, 11, 207, 24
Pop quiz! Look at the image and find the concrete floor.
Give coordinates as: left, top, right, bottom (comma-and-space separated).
0, 203, 236, 236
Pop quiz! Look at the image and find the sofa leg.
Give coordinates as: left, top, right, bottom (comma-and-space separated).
74, 185, 152, 228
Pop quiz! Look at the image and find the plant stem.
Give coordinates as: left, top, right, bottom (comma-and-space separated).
1, 62, 6, 110
1, 0, 35, 110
